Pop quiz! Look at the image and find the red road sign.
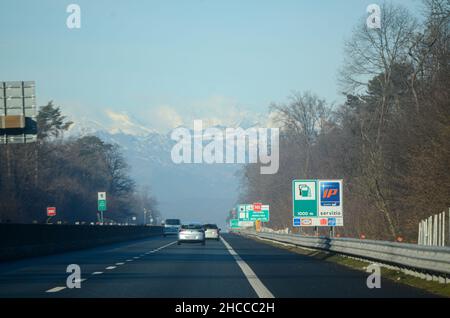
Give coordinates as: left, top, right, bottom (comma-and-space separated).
253, 203, 262, 212
47, 207, 56, 217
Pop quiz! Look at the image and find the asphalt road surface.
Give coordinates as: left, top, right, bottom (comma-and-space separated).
0, 233, 433, 298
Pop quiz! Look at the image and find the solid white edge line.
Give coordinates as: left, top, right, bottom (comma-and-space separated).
46, 286, 66, 293
220, 237, 275, 298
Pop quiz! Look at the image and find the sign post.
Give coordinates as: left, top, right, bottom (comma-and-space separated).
98, 192, 107, 223
46, 207, 56, 224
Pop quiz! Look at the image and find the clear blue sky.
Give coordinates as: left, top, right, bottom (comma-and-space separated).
0, 0, 422, 132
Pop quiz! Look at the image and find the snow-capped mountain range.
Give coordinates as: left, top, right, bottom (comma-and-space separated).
66, 115, 261, 228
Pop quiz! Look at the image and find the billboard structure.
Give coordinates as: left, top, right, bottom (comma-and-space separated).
0, 81, 37, 144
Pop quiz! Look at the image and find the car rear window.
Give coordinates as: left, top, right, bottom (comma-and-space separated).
181, 224, 203, 230
204, 224, 218, 229
166, 219, 181, 225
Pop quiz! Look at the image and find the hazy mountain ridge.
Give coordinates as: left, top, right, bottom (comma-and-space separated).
67, 118, 247, 228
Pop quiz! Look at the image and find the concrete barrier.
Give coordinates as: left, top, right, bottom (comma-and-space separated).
0, 224, 163, 261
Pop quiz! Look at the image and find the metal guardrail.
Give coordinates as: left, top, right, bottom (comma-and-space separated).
235, 230, 450, 277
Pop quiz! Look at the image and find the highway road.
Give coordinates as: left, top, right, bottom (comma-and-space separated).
0, 233, 433, 298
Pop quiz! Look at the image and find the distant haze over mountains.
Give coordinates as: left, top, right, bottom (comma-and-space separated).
66, 114, 267, 229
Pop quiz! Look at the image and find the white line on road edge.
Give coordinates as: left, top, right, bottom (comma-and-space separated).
220, 237, 274, 298
105, 266, 116, 270
153, 241, 177, 252
46, 286, 66, 293
92, 272, 103, 275
116, 262, 125, 266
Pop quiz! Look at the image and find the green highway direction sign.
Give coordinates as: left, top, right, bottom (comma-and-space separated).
292, 180, 343, 227
236, 204, 270, 222
230, 219, 240, 229
98, 192, 107, 212
249, 205, 269, 222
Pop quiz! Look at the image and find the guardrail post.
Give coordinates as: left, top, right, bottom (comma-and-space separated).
418, 221, 422, 245
446, 209, 449, 247
442, 211, 445, 246
438, 213, 441, 246
428, 216, 432, 245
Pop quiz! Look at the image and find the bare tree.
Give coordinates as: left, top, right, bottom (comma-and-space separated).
271, 91, 330, 177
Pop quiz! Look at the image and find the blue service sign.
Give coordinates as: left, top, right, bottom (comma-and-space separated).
320, 181, 341, 206
293, 217, 301, 227
328, 217, 336, 226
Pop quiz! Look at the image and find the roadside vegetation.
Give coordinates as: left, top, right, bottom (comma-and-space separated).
0, 102, 160, 224
237, 0, 450, 242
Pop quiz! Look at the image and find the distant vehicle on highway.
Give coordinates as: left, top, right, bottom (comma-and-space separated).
204, 224, 220, 241
162, 219, 181, 236
177, 224, 205, 245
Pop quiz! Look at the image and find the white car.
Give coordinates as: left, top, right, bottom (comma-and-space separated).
178, 224, 205, 245
204, 224, 220, 240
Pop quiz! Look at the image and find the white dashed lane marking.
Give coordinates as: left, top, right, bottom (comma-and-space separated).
44, 240, 177, 294
46, 286, 66, 293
